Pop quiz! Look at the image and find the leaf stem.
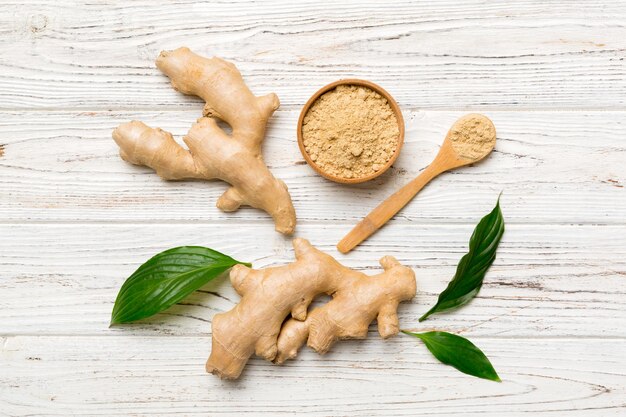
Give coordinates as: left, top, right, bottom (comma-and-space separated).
418, 308, 435, 322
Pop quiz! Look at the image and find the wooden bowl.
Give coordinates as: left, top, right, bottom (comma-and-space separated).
296, 79, 405, 184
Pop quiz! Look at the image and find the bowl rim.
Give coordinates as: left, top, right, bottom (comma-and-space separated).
296, 78, 405, 184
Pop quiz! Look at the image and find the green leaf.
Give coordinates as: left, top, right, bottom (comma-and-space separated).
402, 331, 501, 382
420, 197, 504, 321
110, 246, 250, 325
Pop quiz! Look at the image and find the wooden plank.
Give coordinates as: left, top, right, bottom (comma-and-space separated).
1, 223, 624, 337
0, 110, 624, 224
1, 335, 625, 416
1, 1, 625, 110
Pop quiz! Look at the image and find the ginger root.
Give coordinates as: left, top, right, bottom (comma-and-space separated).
112, 48, 296, 234
207, 238, 416, 379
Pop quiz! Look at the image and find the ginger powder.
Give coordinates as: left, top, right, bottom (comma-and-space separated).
448, 114, 496, 161
301, 85, 400, 180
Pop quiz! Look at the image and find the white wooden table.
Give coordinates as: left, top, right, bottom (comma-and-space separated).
1, 1, 625, 415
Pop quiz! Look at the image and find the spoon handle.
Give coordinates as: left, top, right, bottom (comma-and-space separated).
337, 163, 444, 253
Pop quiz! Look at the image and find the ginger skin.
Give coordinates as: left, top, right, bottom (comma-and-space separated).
206, 238, 416, 379
112, 48, 296, 234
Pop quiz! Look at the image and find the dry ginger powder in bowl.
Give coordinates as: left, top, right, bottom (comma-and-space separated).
301, 85, 400, 181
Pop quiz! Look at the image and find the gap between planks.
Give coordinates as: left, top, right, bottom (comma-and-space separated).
0, 220, 624, 226
2, 333, 626, 340
1, 106, 626, 113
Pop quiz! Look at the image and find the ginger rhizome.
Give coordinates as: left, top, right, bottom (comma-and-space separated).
112, 48, 296, 234
207, 238, 416, 379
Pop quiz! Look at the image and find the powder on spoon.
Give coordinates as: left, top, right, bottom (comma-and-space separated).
301, 85, 400, 180
448, 114, 496, 161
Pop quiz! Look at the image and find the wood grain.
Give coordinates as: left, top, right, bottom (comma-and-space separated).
0, 110, 624, 224
1, 335, 625, 416
1, 223, 624, 337
0, 1, 625, 110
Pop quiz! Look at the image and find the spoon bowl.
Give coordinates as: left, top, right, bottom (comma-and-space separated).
337, 113, 497, 254
444, 113, 496, 166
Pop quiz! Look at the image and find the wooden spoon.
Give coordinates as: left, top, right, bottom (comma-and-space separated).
337, 113, 497, 254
